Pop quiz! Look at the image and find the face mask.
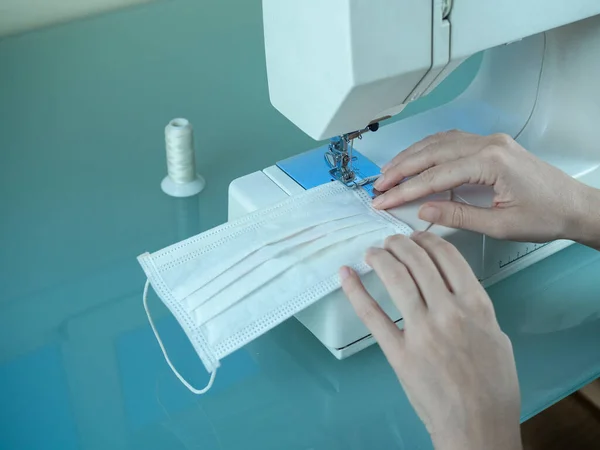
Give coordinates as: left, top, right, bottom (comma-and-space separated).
138, 181, 412, 394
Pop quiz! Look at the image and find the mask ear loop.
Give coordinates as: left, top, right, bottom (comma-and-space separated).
143, 279, 217, 394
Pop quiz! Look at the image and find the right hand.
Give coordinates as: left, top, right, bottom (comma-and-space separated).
340, 233, 523, 450
371, 130, 589, 243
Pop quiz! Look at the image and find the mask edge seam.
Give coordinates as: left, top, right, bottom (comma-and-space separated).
352, 187, 413, 235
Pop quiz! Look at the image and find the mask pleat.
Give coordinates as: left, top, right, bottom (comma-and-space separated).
163, 196, 368, 301
189, 221, 387, 325
183, 214, 377, 311
202, 227, 396, 350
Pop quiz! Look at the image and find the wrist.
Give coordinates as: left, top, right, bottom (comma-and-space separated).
565, 183, 600, 250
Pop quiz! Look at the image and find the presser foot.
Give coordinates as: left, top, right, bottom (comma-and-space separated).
324, 122, 381, 188
328, 167, 357, 186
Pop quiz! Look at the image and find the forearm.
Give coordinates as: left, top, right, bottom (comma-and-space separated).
433, 438, 522, 450
568, 184, 600, 250
431, 424, 523, 450
433, 435, 523, 450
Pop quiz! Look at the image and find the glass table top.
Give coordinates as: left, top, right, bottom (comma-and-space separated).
1, 149, 599, 449
1, 2, 599, 447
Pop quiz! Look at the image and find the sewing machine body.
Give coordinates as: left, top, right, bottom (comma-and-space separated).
229, 2, 600, 358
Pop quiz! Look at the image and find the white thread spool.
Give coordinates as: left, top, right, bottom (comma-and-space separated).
161, 118, 205, 197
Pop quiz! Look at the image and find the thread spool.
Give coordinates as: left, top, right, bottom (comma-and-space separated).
161, 118, 205, 197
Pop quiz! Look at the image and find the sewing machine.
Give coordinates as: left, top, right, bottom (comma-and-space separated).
229, 0, 600, 359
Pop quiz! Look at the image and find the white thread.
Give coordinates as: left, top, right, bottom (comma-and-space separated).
143, 279, 216, 394
357, 175, 381, 186
165, 119, 196, 183
161, 118, 205, 197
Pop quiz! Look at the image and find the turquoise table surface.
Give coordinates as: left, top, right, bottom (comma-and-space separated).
1, 1, 600, 449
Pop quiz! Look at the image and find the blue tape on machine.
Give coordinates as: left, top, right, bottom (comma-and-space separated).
276, 145, 381, 197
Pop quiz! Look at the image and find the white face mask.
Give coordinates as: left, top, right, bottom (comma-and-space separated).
138, 181, 412, 394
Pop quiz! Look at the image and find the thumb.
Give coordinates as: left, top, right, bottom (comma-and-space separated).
418, 201, 501, 236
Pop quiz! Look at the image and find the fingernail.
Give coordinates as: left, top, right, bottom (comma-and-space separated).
372, 195, 384, 208
381, 163, 391, 173
411, 231, 423, 239
373, 174, 384, 189
419, 205, 440, 222
339, 266, 353, 281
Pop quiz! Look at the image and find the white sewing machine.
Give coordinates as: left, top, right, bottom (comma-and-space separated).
229, 0, 600, 359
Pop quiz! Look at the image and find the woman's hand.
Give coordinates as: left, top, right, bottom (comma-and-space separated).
371, 130, 599, 246
340, 232, 523, 450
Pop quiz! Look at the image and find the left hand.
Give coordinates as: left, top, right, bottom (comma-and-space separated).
370, 130, 585, 244
339, 232, 522, 450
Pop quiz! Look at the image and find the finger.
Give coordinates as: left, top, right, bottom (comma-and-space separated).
380, 134, 445, 173
380, 130, 468, 173
375, 140, 478, 192
372, 156, 494, 210
363, 247, 426, 323
419, 201, 503, 238
410, 231, 479, 295
383, 235, 449, 309
410, 232, 498, 321
339, 266, 405, 359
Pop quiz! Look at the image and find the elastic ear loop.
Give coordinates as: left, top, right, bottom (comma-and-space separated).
143, 279, 217, 394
